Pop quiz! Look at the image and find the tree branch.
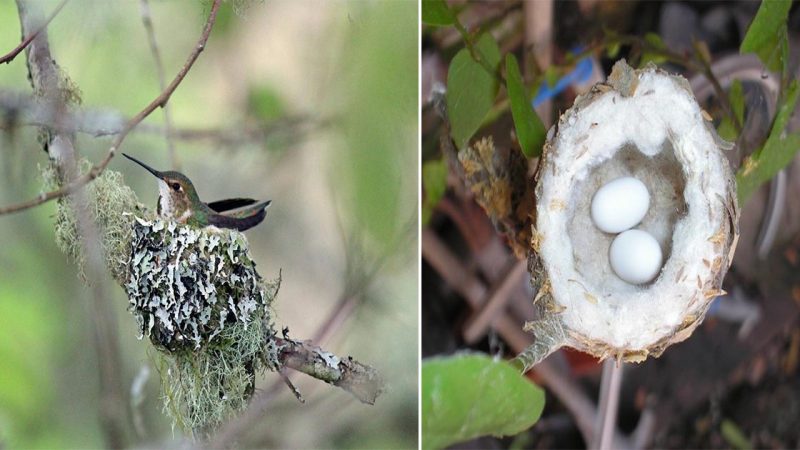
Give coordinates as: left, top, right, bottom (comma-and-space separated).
275, 337, 384, 405
0, 90, 325, 147
14, 0, 129, 446
139, 0, 178, 168
0, 0, 222, 216
0, 0, 68, 65
205, 324, 384, 449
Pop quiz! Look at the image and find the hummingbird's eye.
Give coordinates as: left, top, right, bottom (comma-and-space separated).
171, 182, 181, 191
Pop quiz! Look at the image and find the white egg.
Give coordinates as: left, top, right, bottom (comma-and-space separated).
609, 229, 663, 284
591, 177, 650, 233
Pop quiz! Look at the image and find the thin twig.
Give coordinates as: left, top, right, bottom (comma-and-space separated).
0, 0, 68, 65
592, 360, 624, 450
139, 0, 178, 168
0, 0, 222, 216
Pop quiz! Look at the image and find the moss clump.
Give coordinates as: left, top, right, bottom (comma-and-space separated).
42, 159, 141, 283
155, 316, 279, 434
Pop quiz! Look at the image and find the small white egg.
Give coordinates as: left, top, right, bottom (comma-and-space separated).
591, 177, 650, 233
609, 229, 663, 284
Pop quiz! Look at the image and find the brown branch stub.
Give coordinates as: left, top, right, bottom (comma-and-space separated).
0, 0, 222, 216
0, 0, 69, 65
275, 337, 385, 405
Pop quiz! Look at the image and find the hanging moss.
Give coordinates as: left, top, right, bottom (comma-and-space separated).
154, 314, 280, 434
42, 159, 141, 283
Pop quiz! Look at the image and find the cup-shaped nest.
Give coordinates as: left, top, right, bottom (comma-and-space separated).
126, 217, 275, 352
529, 60, 739, 362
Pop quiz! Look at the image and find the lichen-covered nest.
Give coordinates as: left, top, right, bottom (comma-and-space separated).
125, 217, 272, 351
526, 60, 740, 363
125, 216, 281, 433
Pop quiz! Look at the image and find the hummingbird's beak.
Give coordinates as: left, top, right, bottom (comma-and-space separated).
122, 153, 164, 180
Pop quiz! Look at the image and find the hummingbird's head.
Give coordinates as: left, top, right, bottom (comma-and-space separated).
123, 153, 199, 220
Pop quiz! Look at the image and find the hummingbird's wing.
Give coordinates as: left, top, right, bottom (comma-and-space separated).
206, 198, 258, 213
209, 201, 272, 231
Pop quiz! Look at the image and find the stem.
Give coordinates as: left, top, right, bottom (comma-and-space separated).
512, 317, 567, 372
139, 0, 179, 169
0, 0, 68, 64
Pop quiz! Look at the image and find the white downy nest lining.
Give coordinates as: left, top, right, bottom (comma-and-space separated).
533, 60, 739, 359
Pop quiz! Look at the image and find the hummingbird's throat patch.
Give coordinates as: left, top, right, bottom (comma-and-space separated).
157, 181, 174, 217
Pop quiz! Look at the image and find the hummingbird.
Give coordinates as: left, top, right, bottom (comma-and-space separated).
122, 153, 271, 232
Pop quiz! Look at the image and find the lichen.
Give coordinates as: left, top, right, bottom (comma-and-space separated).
126, 217, 275, 351
42, 159, 141, 283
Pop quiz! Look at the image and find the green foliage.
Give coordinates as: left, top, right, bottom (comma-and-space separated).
606, 41, 621, 59
721, 418, 752, 450
740, 0, 792, 74
334, 0, 417, 249
737, 80, 800, 203
640, 32, 668, 66
422, 157, 448, 224
247, 84, 285, 122
543, 65, 560, 88
422, 0, 455, 26
422, 353, 545, 450
446, 33, 502, 147
717, 79, 745, 141
505, 54, 546, 158
42, 160, 141, 284
0, 255, 61, 448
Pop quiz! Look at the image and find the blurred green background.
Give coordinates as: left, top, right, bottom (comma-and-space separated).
0, 0, 418, 448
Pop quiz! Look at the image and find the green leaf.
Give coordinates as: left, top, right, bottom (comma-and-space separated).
446, 33, 502, 148
721, 419, 752, 450
606, 41, 621, 59
505, 54, 546, 158
737, 79, 800, 203
422, 0, 455, 26
422, 353, 545, 450
247, 84, 285, 122
740, 0, 792, 73
422, 158, 448, 224
543, 65, 559, 88
717, 79, 745, 141
640, 32, 668, 66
